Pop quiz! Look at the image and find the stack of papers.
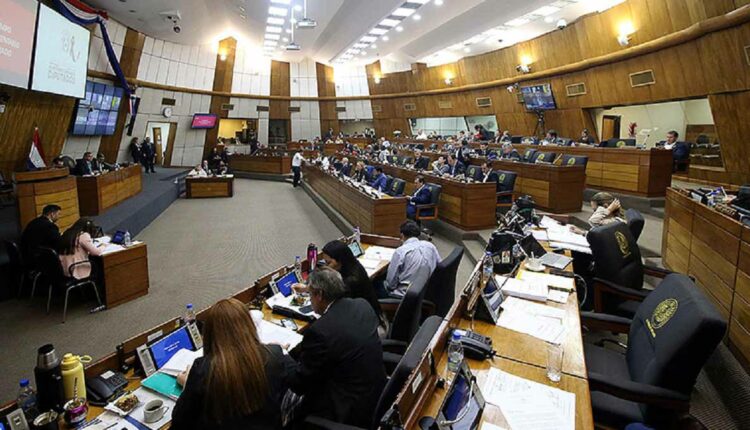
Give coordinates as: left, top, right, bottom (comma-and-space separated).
518, 272, 574, 303
363, 246, 395, 261
159, 348, 203, 377
483, 368, 575, 430
497, 276, 547, 302
358, 257, 383, 276
539, 216, 591, 254
256, 319, 303, 350
497, 297, 567, 344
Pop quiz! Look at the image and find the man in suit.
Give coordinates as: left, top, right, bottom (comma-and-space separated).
323, 128, 334, 141
500, 143, 521, 161
432, 155, 449, 175
406, 175, 432, 219
338, 157, 352, 177
288, 267, 386, 427
74, 152, 99, 176
141, 137, 156, 173
21, 204, 61, 262
446, 154, 465, 177
129, 138, 141, 164
369, 167, 388, 191
413, 150, 429, 170
480, 162, 501, 191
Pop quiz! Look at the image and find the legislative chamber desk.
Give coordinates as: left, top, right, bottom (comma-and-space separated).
303, 164, 407, 237
76, 165, 142, 216
0, 234, 398, 429
662, 187, 750, 369
14, 168, 80, 232
230, 153, 291, 174
185, 175, 234, 198
93, 241, 150, 308
392, 258, 593, 429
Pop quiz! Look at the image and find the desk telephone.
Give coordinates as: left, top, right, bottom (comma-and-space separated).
86, 370, 128, 405
453, 329, 495, 360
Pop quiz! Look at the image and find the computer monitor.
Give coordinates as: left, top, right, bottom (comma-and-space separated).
436, 361, 485, 430
271, 270, 300, 297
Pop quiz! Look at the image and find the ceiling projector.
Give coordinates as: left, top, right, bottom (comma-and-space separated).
296, 18, 317, 29
285, 42, 301, 51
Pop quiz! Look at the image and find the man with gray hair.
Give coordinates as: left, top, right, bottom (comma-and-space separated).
500, 142, 521, 161
288, 267, 386, 427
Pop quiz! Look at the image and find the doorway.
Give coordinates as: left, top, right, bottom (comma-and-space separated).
269, 119, 290, 146
145, 122, 177, 167
601, 115, 621, 141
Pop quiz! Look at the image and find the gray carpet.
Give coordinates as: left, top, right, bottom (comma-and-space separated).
0, 178, 472, 403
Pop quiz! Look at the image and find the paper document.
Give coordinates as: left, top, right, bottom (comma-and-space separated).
519, 272, 575, 292
497, 297, 566, 344
484, 368, 575, 430
540, 216, 563, 230
358, 257, 382, 270
497, 276, 547, 302
547, 289, 570, 304
99, 243, 125, 254
364, 246, 395, 261
549, 242, 591, 255
546, 229, 589, 247
530, 229, 549, 241
159, 348, 203, 376
257, 319, 303, 350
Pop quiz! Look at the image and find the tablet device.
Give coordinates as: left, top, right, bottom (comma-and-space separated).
436, 361, 485, 430
136, 322, 202, 377
271, 270, 301, 297
348, 240, 364, 258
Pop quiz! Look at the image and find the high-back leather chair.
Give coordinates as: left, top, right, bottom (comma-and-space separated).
423, 247, 464, 318
522, 148, 538, 163
510, 136, 523, 144
465, 165, 482, 180
625, 208, 645, 241
415, 183, 441, 222
607, 138, 636, 147
384, 271, 430, 348
496, 170, 517, 210
387, 178, 406, 197
384, 176, 394, 193
3, 240, 26, 297
35, 247, 102, 323
561, 154, 589, 167
534, 152, 557, 163
582, 274, 726, 428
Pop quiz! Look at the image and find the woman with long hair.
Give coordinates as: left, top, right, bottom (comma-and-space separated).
58, 218, 102, 279
171, 298, 293, 430
321, 240, 382, 320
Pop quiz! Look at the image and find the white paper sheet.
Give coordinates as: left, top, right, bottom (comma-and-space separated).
530, 229, 549, 241
483, 368, 575, 430
257, 319, 303, 350
497, 276, 548, 302
519, 272, 575, 292
549, 242, 592, 254
497, 297, 566, 344
364, 246, 395, 261
159, 348, 203, 376
546, 229, 589, 248
358, 257, 382, 270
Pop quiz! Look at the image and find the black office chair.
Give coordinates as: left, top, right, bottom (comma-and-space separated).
35, 247, 102, 323
465, 165, 482, 181
522, 149, 538, 163
60, 156, 76, 174
429, 143, 438, 151
423, 247, 464, 319
387, 178, 406, 197
387, 155, 398, 164
534, 152, 557, 164
607, 138, 636, 147
582, 274, 726, 429
561, 154, 589, 167
305, 316, 442, 430
414, 183, 441, 223
384, 176, 394, 194
415, 156, 430, 170
3, 240, 27, 297
380, 271, 430, 354
625, 208, 645, 241
400, 157, 413, 166
587, 222, 674, 317
510, 136, 523, 144
415, 144, 425, 150
496, 170, 517, 211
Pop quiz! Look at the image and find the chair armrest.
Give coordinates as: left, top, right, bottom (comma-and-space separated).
593, 278, 650, 313
67, 260, 92, 278
643, 264, 674, 279
580, 311, 632, 334
383, 351, 402, 375
304, 416, 364, 430
381, 339, 408, 355
414, 203, 436, 209
379, 298, 401, 321
496, 191, 514, 197
588, 371, 690, 412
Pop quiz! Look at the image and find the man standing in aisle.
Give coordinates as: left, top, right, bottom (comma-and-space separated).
141, 137, 156, 174
292, 151, 304, 187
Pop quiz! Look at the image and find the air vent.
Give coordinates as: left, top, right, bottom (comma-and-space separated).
629, 70, 655, 87
221, 103, 234, 111
161, 98, 176, 106
565, 83, 587, 97
288, 106, 301, 113
403, 103, 417, 111
475, 97, 492, 108
438, 100, 453, 109
371, 104, 382, 113
256, 105, 269, 112
335, 106, 347, 112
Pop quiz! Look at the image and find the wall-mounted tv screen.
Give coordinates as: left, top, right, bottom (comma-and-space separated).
521, 84, 557, 111
192, 114, 218, 129
0, 0, 38, 89
71, 81, 124, 136
31, 3, 90, 98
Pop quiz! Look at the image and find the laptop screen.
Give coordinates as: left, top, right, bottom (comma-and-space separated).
275, 271, 300, 297
519, 234, 547, 258
149, 326, 194, 369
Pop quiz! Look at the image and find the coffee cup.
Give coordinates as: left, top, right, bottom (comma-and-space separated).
143, 399, 169, 423
526, 257, 544, 271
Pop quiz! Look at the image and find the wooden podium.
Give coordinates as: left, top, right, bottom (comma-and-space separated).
14, 168, 80, 233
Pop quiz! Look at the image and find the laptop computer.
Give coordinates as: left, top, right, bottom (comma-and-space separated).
519, 234, 573, 270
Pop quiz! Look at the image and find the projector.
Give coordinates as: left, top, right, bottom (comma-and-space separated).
285, 42, 301, 51
296, 18, 317, 29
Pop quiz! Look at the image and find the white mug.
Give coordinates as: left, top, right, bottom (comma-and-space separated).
143, 399, 169, 423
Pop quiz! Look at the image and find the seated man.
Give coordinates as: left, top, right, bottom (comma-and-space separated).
496, 130, 512, 143
541, 129, 558, 146
188, 163, 208, 177
382, 220, 441, 297
432, 156, 449, 175
499, 143, 521, 161
406, 175, 432, 219
351, 161, 368, 182
445, 154, 465, 177
288, 268, 386, 427
413, 150, 429, 170
74, 152, 99, 175
216, 161, 231, 175
661, 130, 689, 171
52, 156, 66, 169
338, 157, 352, 176
578, 128, 595, 145
480, 162, 500, 191
21, 204, 61, 262
96, 153, 116, 171
369, 167, 388, 191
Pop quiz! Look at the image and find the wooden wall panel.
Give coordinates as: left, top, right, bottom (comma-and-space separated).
203, 37, 237, 158
709, 92, 750, 185
316, 62, 339, 136
269, 60, 290, 120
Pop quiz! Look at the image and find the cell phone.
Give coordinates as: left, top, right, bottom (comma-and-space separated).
299, 304, 314, 314
281, 318, 298, 331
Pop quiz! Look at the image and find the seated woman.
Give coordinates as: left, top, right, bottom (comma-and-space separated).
172, 298, 294, 430
320, 240, 383, 322
588, 192, 625, 228
58, 218, 102, 279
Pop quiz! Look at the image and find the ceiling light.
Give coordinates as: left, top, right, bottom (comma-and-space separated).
361, 35, 377, 42
268, 6, 288, 16
360, 51, 367, 56
270, 0, 291, 4
531, 5, 561, 16
396, 26, 404, 32
505, 17, 530, 27
285, 28, 292, 33
408, 0, 431, 3
267, 17, 285, 25
293, 5, 302, 11
463, 47, 470, 53
544, 16, 555, 23
435, 0, 443, 4
239, 14, 246, 19
371, 44, 377, 49
353, 43, 368, 48
392, 7, 415, 17
266, 26, 282, 33
264, 40, 278, 46
348, 49, 361, 54
382, 35, 389, 41
369, 28, 388, 35
374, 75, 381, 84
379, 18, 400, 27
297, 17, 317, 28
286, 41, 301, 51
266, 33, 281, 40
412, 14, 421, 21
282, 37, 289, 42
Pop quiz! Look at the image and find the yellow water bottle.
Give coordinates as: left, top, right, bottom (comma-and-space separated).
60, 353, 91, 401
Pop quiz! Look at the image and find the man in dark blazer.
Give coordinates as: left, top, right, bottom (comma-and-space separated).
446, 154, 465, 176
289, 268, 386, 427
74, 152, 99, 176
406, 175, 432, 219
141, 137, 156, 173
500, 143, 521, 161
338, 157, 352, 177
413, 150, 429, 170
480, 162, 501, 191
369, 167, 388, 191
129, 138, 141, 164
21, 204, 61, 262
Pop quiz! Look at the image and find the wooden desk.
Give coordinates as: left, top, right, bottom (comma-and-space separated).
93, 242, 150, 309
185, 176, 234, 198
230, 154, 291, 175
76, 165, 142, 216
662, 187, 750, 370
303, 165, 407, 237
14, 168, 80, 232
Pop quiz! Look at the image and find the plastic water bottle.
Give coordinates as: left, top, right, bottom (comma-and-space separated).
482, 251, 494, 287
17, 379, 38, 420
353, 226, 361, 244
447, 332, 464, 375
123, 231, 132, 246
184, 304, 196, 324
294, 256, 302, 277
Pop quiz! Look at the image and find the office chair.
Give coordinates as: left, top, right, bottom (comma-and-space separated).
582, 274, 726, 429
387, 178, 406, 197
555, 138, 573, 146
305, 316, 442, 430
587, 222, 675, 317
625, 208, 645, 241
510, 135, 523, 144
384, 176, 394, 193
429, 143, 438, 151
61, 156, 76, 173
415, 144, 425, 150
534, 152, 557, 163
465, 165, 482, 181
414, 183, 441, 223
364, 165, 375, 178
379, 271, 430, 354
561, 154, 589, 167
423, 247, 464, 319
35, 247, 102, 323
496, 170, 517, 211
522, 149, 538, 163
607, 138, 636, 147
3, 240, 28, 298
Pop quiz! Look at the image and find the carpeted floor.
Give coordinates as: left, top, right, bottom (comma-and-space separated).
0, 178, 472, 403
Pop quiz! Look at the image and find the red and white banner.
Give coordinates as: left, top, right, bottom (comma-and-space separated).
57, 0, 108, 21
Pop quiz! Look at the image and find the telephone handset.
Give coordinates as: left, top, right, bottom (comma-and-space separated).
453, 329, 494, 360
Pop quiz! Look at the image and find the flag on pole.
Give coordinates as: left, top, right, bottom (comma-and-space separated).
27, 127, 47, 170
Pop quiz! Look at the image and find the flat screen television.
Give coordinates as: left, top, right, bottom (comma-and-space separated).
71, 81, 124, 136
521, 83, 557, 111
191, 114, 218, 129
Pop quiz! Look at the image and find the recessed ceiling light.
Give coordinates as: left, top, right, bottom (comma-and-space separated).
382, 35, 389, 41
268, 6, 288, 16
396, 26, 404, 32
238, 6, 245, 12
392, 7, 415, 17
369, 28, 388, 35
270, 0, 291, 4
532, 5, 561, 16
379, 18, 400, 27
239, 14, 246, 19
285, 28, 292, 33
267, 17, 285, 25
371, 44, 377, 49
361, 35, 377, 42
408, 0, 431, 3
264, 40, 278, 46
353, 43, 368, 48
348, 49, 361, 54
266, 26, 282, 33
413, 14, 422, 21
282, 37, 289, 42
463, 47, 471, 53
505, 17, 530, 26
360, 51, 367, 56
434, 0, 443, 5
294, 4, 302, 11
266, 33, 281, 40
